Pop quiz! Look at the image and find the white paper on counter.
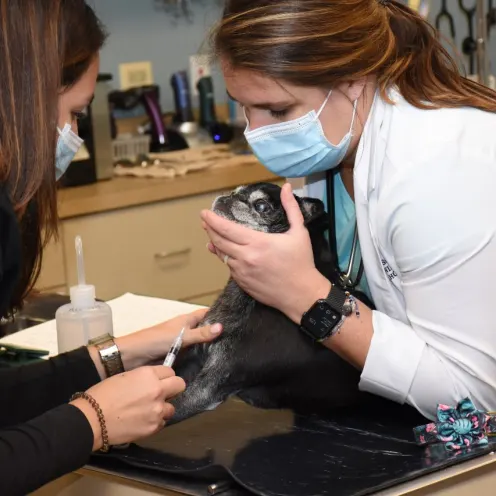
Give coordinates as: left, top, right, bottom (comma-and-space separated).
0, 293, 204, 357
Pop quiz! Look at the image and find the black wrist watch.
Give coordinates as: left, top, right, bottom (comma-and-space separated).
300, 286, 348, 342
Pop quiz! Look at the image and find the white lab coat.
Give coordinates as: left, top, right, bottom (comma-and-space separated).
293, 89, 496, 420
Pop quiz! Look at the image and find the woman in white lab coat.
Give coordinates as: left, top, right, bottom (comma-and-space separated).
202, 0, 496, 421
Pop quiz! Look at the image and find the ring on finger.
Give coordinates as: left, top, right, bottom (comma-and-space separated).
223, 254, 230, 264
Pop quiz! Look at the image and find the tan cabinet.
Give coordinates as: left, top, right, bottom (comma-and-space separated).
61, 192, 230, 302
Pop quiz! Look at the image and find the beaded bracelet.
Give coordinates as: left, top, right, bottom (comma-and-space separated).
70, 392, 110, 453
330, 292, 361, 337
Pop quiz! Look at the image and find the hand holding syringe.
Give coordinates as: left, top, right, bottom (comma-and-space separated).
113, 326, 186, 451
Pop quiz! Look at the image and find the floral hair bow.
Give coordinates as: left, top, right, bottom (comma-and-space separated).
413, 398, 496, 452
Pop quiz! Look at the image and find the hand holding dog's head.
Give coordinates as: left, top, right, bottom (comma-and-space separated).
212, 183, 325, 234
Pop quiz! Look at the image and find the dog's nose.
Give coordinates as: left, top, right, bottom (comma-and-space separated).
213, 196, 231, 214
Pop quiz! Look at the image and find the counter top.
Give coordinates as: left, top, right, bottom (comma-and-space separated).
57, 155, 279, 220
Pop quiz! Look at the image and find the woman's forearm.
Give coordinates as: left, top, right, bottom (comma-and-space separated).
0, 347, 101, 428
86, 333, 149, 379
283, 270, 373, 369
0, 404, 94, 495
86, 334, 159, 377
321, 302, 373, 369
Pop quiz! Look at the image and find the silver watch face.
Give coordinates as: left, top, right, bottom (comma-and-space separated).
99, 343, 119, 360
97, 341, 124, 377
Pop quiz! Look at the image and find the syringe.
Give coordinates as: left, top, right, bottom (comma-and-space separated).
163, 327, 185, 368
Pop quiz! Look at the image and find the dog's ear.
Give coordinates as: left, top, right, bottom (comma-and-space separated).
298, 196, 325, 225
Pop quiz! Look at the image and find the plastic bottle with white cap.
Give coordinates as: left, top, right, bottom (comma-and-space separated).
56, 235, 114, 354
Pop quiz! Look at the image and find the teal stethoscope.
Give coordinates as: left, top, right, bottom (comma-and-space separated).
325, 169, 364, 291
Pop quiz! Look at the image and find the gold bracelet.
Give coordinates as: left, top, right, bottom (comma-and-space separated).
70, 392, 110, 453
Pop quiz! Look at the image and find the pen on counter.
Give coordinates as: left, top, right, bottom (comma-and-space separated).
163, 327, 185, 367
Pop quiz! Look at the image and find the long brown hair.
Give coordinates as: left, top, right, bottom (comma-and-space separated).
212, 0, 496, 111
0, 0, 107, 317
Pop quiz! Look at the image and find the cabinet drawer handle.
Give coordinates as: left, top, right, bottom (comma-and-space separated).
154, 248, 192, 260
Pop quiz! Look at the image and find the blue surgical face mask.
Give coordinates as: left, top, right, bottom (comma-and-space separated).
55, 123, 84, 180
244, 90, 357, 178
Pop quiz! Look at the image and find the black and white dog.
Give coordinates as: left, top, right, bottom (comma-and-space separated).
170, 183, 377, 424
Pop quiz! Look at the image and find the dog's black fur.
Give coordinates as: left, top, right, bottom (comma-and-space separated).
169, 182, 379, 424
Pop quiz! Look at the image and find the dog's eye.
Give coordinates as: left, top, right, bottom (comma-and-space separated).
254, 200, 270, 214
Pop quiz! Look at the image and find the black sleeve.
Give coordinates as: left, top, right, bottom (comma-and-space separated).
0, 404, 94, 496
0, 346, 101, 428
0, 347, 102, 495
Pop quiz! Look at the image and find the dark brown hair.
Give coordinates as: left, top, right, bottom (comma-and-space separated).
212, 0, 496, 111
0, 0, 107, 316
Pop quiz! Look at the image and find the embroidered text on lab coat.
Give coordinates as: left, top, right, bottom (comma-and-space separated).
381, 258, 398, 282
